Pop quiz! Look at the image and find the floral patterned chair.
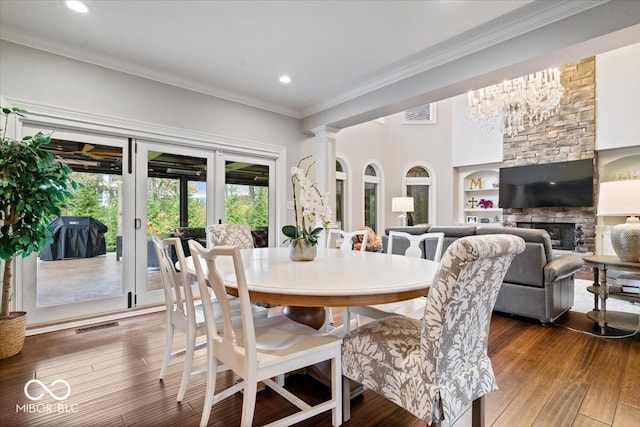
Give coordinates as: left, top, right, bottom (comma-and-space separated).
341, 234, 525, 425
205, 224, 255, 249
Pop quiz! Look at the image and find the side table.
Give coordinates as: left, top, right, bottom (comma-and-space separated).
583, 255, 640, 334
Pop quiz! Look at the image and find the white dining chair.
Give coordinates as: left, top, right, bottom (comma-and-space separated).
188, 240, 343, 427
326, 228, 368, 251
325, 229, 368, 330
387, 231, 444, 261
153, 236, 266, 403
348, 232, 445, 324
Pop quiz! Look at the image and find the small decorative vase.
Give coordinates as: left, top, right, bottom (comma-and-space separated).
289, 240, 317, 261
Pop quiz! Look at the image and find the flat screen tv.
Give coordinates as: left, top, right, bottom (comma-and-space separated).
499, 159, 594, 209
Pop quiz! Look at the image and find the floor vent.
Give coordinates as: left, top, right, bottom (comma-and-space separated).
75, 321, 119, 334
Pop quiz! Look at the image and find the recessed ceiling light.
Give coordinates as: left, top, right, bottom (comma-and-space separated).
279, 75, 292, 84
66, 1, 89, 14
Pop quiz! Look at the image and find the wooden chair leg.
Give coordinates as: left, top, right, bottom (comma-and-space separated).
472, 395, 485, 427
342, 376, 351, 422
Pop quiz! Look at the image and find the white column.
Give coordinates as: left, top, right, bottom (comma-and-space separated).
311, 125, 339, 245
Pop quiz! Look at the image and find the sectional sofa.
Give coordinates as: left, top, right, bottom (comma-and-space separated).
382, 225, 584, 324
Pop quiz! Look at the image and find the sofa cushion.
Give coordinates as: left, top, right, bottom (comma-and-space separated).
428, 225, 476, 253
476, 226, 553, 262
384, 225, 431, 236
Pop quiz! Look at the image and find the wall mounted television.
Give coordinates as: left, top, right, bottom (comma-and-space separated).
499, 159, 594, 209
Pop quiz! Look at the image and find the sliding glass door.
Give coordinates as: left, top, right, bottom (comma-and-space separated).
134, 142, 214, 306
21, 130, 277, 324
22, 128, 135, 324
218, 153, 276, 247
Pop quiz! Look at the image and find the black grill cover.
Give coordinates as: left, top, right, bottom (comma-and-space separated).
40, 216, 108, 261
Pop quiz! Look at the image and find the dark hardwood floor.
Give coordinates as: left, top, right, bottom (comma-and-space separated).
1, 308, 639, 427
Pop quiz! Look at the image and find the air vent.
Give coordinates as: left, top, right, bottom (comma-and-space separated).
401, 103, 436, 124
75, 321, 119, 334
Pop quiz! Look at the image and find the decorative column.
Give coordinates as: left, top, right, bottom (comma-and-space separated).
311, 125, 339, 245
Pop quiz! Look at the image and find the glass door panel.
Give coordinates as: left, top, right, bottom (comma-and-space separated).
364, 182, 377, 233
407, 184, 429, 225
220, 155, 275, 247
136, 142, 213, 306
22, 128, 133, 324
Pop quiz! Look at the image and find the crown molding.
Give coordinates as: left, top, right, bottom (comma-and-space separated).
0, 29, 302, 119
1, 1, 604, 121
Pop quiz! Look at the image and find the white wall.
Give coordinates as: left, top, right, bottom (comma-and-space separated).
0, 40, 310, 236
335, 43, 640, 231
451, 94, 502, 167
596, 42, 640, 150
0, 41, 302, 149
336, 100, 455, 229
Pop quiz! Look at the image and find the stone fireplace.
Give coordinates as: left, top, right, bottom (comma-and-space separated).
517, 222, 575, 250
502, 57, 597, 254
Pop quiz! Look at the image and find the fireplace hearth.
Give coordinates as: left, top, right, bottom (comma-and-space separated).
517, 222, 575, 250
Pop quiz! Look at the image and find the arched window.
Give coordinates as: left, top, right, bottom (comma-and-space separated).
363, 163, 382, 233
335, 158, 347, 229
404, 165, 432, 225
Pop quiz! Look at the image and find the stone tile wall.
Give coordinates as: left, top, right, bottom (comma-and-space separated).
502, 57, 597, 253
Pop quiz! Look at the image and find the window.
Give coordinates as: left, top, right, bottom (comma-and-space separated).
224, 161, 270, 233
405, 165, 433, 225
363, 163, 381, 233
335, 159, 346, 229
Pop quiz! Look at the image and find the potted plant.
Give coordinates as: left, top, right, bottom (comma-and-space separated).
281, 155, 331, 261
0, 107, 75, 359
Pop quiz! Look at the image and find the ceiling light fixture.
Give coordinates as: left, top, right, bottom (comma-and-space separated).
467, 68, 565, 137
279, 75, 292, 84
66, 1, 89, 14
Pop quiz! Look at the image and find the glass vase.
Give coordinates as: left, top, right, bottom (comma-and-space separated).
289, 239, 317, 261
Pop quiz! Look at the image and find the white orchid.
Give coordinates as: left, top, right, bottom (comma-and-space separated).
282, 155, 331, 246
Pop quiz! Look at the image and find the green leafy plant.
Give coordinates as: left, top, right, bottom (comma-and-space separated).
1, 107, 76, 319
281, 155, 331, 247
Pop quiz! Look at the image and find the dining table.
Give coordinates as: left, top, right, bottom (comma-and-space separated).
182, 245, 439, 415
183, 246, 439, 330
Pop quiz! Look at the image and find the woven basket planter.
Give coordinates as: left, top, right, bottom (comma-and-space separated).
0, 311, 27, 359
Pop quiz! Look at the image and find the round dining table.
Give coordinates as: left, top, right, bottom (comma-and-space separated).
184, 245, 439, 404
184, 246, 439, 329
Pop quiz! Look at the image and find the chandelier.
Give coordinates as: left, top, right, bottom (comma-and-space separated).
467, 68, 565, 137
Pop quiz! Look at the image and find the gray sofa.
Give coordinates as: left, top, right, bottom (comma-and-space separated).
382, 225, 584, 324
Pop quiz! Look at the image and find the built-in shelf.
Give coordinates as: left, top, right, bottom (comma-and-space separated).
464, 208, 502, 212
460, 169, 502, 224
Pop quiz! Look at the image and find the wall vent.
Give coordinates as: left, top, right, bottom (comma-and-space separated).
401, 103, 436, 124
75, 321, 119, 334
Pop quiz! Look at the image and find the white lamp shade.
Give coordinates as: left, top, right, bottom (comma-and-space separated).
392, 197, 414, 212
597, 180, 640, 216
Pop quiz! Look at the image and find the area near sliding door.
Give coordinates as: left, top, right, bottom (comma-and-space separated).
8, 100, 285, 327
218, 153, 276, 248
134, 141, 215, 307
21, 128, 135, 324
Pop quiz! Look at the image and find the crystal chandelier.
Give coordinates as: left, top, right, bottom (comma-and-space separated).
467, 68, 565, 137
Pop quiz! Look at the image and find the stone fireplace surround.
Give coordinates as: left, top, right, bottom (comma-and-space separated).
501, 57, 596, 254
517, 222, 576, 250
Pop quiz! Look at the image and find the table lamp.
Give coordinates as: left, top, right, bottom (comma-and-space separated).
392, 197, 414, 227
597, 180, 640, 262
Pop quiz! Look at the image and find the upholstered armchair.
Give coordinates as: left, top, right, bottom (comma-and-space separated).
342, 234, 525, 425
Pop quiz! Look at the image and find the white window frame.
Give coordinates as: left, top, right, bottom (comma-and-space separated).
402, 163, 436, 225
362, 161, 384, 233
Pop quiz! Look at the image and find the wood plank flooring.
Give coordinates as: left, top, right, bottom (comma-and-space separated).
1, 308, 639, 427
